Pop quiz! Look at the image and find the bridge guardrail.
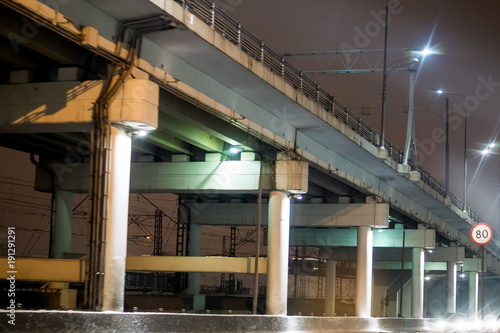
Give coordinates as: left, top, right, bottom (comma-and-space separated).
177, 0, 483, 224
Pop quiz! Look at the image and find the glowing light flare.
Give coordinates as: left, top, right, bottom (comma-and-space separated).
420, 47, 434, 57
480, 142, 496, 155
229, 146, 242, 154
137, 130, 147, 137
432, 315, 500, 332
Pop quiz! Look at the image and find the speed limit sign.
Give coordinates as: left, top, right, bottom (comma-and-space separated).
471, 223, 493, 245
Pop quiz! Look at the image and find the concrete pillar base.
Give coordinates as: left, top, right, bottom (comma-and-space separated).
46, 282, 77, 310
102, 125, 132, 312
193, 295, 206, 311
266, 191, 290, 315
325, 259, 337, 316
52, 190, 73, 259
446, 262, 457, 314
468, 271, 478, 319
355, 226, 373, 317
411, 247, 424, 318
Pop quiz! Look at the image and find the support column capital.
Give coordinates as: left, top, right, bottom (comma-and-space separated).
275, 160, 308, 194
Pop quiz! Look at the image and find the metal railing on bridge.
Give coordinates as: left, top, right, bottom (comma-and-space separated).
176, 0, 483, 224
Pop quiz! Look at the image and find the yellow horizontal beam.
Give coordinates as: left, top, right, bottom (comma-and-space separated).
126, 256, 267, 274
0, 258, 84, 282
0, 256, 267, 282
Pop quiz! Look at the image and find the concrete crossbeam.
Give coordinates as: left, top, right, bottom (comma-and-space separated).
290, 228, 435, 248
35, 160, 308, 193
426, 246, 465, 263
485, 253, 500, 273
0, 257, 268, 283
0, 258, 85, 283
184, 203, 389, 227
126, 256, 267, 274
374, 261, 446, 271
463, 257, 482, 272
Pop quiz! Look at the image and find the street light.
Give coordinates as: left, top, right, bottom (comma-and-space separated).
464, 143, 495, 213
399, 48, 435, 166
229, 146, 242, 154
420, 47, 434, 57
436, 90, 466, 198
379, 6, 433, 155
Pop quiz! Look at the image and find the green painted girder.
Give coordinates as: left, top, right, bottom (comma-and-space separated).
159, 91, 258, 151
158, 113, 226, 153
144, 131, 191, 155
0, 9, 85, 65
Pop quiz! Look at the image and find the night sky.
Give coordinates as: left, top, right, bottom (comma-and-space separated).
225, 0, 500, 232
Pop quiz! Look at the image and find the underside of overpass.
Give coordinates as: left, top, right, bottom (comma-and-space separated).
1, 0, 500, 331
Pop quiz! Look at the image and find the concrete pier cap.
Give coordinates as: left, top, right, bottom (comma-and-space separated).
0, 77, 159, 134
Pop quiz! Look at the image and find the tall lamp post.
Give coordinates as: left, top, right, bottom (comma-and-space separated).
394, 47, 434, 165
436, 90, 466, 201
463, 143, 495, 212
380, 1, 389, 152
396, 48, 434, 166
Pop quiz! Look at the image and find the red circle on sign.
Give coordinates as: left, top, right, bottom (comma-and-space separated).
470, 223, 493, 246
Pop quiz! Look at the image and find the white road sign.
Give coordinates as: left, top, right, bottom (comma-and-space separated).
470, 223, 493, 246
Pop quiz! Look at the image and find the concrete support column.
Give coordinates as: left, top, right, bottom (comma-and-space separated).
52, 190, 73, 259
186, 224, 201, 293
411, 247, 424, 318
468, 271, 478, 319
355, 226, 373, 317
102, 125, 132, 312
325, 259, 337, 317
187, 223, 204, 311
266, 190, 290, 315
446, 262, 457, 314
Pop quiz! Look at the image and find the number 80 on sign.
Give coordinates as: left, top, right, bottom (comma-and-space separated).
470, 223, 493, 246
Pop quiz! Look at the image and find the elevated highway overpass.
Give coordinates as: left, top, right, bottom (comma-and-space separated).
1, 0, 500, 328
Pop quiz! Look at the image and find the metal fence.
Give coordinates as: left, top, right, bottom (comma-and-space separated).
176, 0, 482, 223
